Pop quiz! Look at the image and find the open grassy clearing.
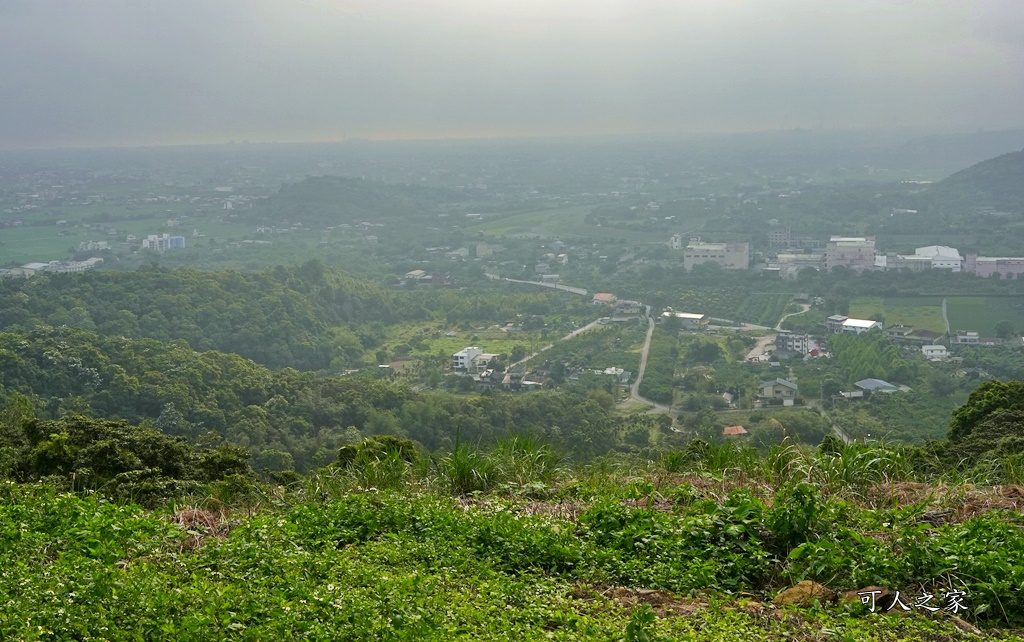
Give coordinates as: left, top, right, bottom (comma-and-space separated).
0, 215, 255, 265
522, 322, 648, 372
464, 205, 666, 241
849, 296, 947, 333
463, 206, 587, 237
418, 332, 542, 360
946, 296, 1024, 336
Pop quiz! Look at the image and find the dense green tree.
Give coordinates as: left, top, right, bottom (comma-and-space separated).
949, 379, 1024, 442
995, 320, 1018, 340
2, 414, 253, 505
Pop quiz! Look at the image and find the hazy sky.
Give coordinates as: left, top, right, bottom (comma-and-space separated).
1, 0, 1022, 149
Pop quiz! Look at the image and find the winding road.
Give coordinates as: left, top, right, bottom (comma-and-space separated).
743, 303, 812, 362
619, 306, 673, 414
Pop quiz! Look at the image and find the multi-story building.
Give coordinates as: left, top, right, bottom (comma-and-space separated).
768, 226, 819, 248
775, 331, 809, 354
142, 234, 185, 251
964, 254, 1024, 279
826, 315, 849, 334
954, 331, 980, 345
768, 227, 791, 247
825, 236, 875, 271
452, 347, 500, 373
683, 240, 750, 271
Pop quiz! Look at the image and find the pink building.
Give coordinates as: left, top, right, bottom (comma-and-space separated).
964, 254, 1024, 279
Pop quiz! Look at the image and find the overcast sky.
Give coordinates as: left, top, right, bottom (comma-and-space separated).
1, 0, 1022, 149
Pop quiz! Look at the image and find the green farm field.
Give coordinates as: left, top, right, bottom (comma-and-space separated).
849, 296, 947, 333
464, 205, 665, 241
945, 296, 1024, 336
0, 217, 257, 266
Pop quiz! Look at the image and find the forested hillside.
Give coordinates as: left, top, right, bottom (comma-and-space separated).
0, 326, 626, 472
929, 148, 1024, 210
0, 262, 399, 370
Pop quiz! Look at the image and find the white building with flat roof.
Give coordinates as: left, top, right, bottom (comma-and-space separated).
840, 318, 883, 335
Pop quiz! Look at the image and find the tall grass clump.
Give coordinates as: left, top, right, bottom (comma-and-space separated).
435, 443, 499, 495
487, 434, 567, 487
763, 440, 811, 488
335, 436, 416, 491
683, 439, 763, 479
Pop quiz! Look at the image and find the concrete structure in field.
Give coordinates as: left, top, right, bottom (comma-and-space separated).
840, 318, 883, 335
826, 315, 881, 335
661, 311, 709, 330
825, 236, 875, 271
452, 347, 499, 374
683, 240, 750, 271
954, 331, 980, 345
964, 254, 1024, 279
885, 325, 914, 339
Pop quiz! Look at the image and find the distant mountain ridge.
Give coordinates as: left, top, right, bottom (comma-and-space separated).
930, 149, 1024, 210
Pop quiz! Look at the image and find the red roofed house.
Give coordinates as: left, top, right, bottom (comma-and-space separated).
592, 292, 617, 305
722, 425, 749, 437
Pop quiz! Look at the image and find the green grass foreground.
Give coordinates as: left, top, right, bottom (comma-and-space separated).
5, 463, 1024, 641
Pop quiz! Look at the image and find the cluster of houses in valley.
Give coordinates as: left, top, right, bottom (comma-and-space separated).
1, 231, 190, 279
449, 345, 632, 391
401, 269, 452, 288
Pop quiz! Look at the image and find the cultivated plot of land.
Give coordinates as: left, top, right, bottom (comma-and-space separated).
945, 296, 1024, 336
463, 205, 667, 241
848, 296, 947, 333
735, 293, 795, 328
0, 217, 255, 265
